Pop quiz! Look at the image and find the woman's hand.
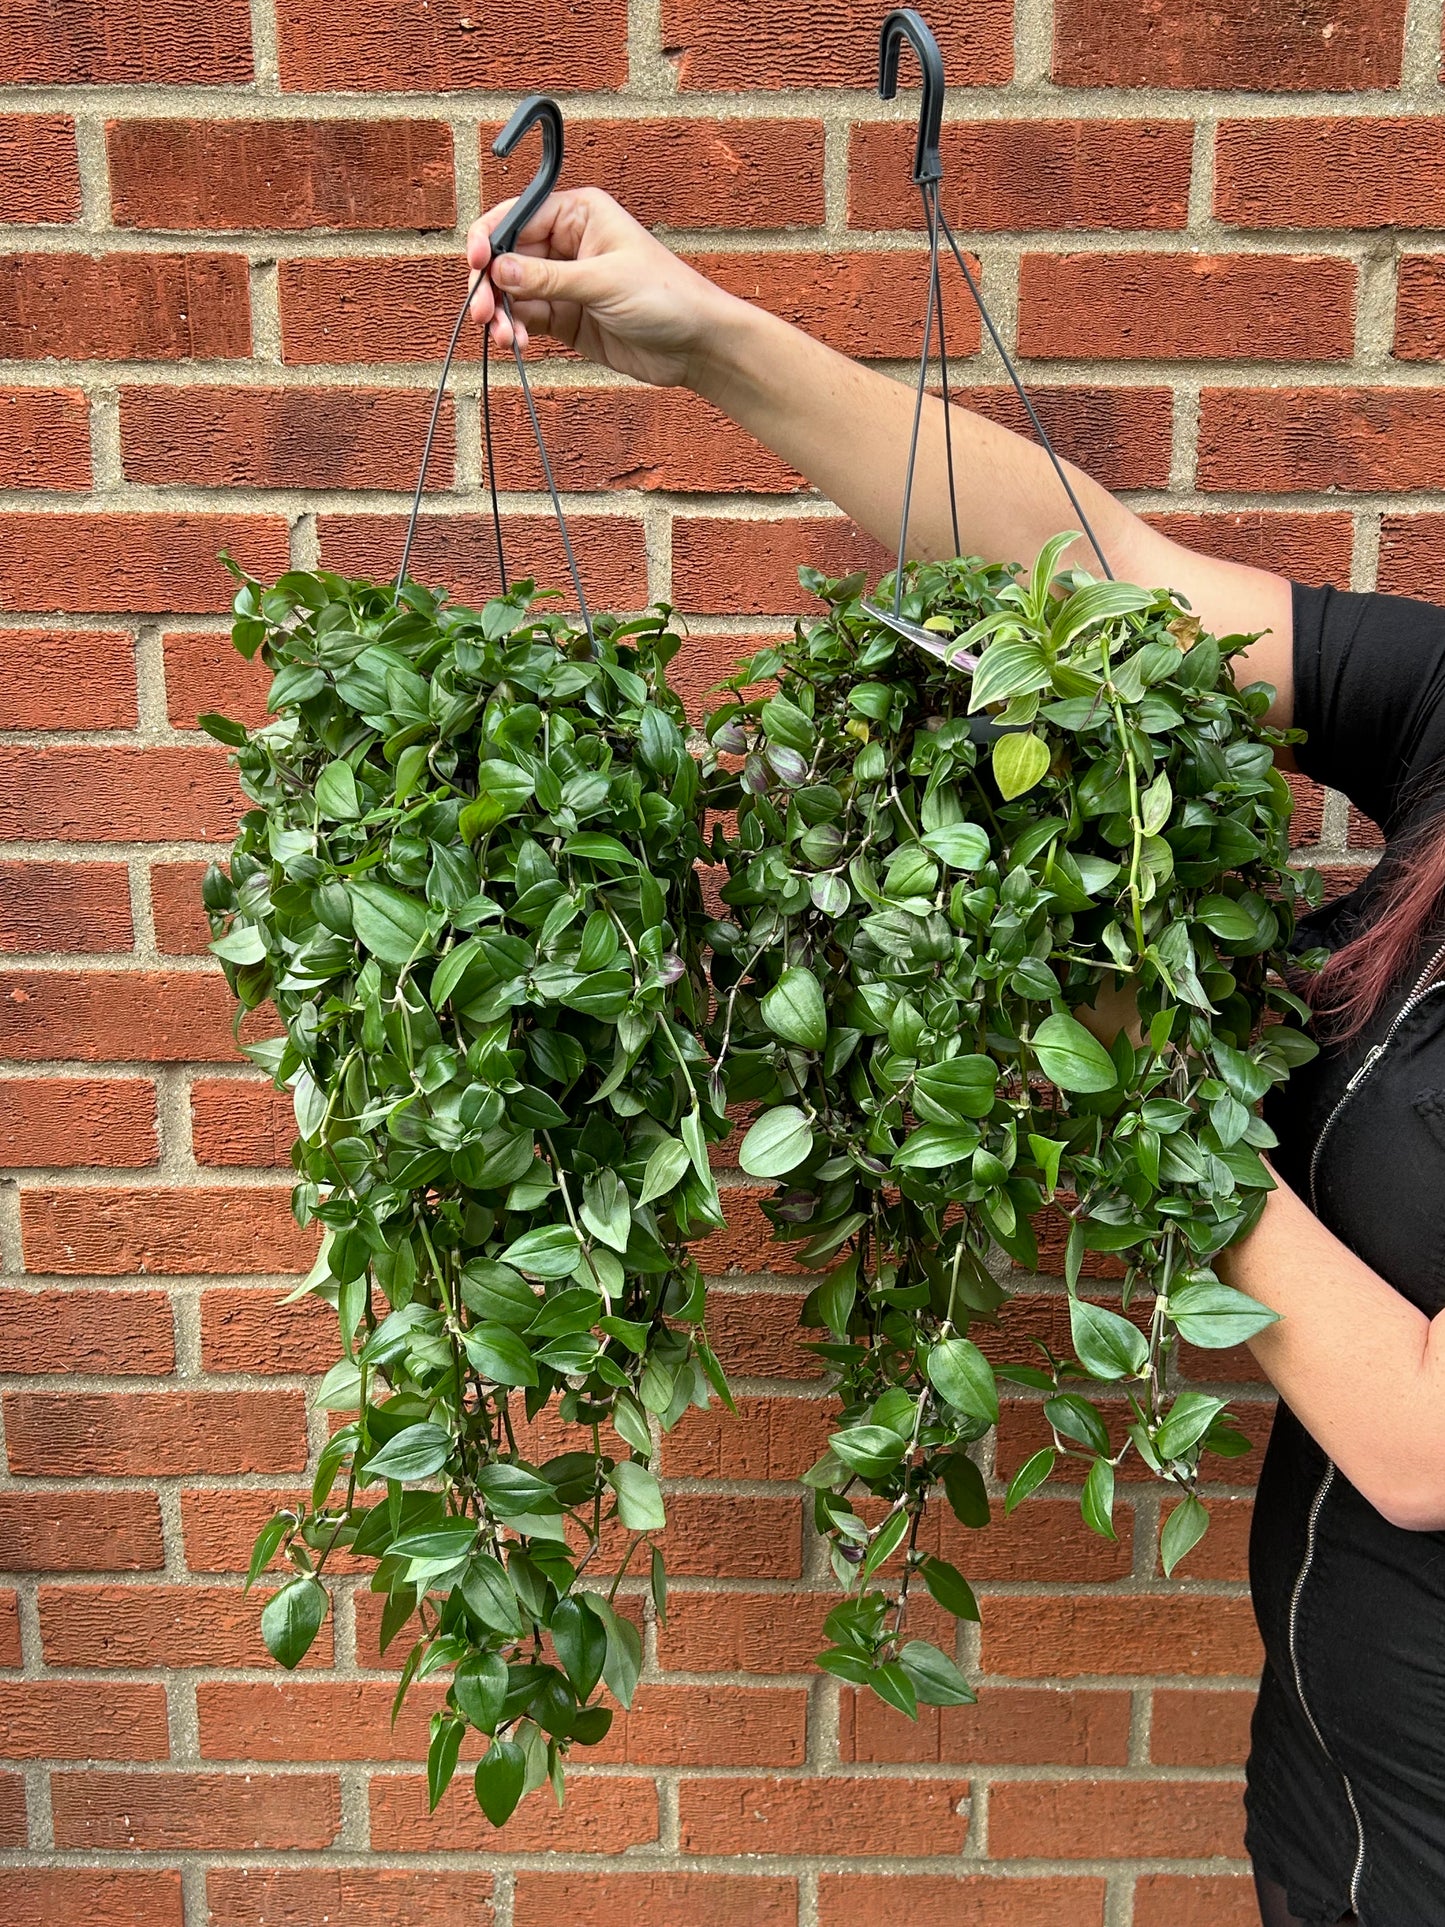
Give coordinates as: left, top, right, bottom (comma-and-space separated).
465, 188, 736, 389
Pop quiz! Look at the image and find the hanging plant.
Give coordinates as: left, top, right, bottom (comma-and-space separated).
701, 543, 1321, 1717
202, 562, 731, 1827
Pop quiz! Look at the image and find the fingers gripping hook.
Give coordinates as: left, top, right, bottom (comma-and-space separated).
489, 95, 565, 257
878, 9, 944, 187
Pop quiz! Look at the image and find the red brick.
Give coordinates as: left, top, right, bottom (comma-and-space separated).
660, 1393, 832, 1479
6, 1390, 307, 1476
819, 1875, 1107, 1927
1133, 1874, 1256, 1927
485, 117, 824, 229
0, 254, 250, 362
163, 629, 268, 732
679, 1775, 970, 1856
20, 1185, 315, 1276
1285, 771, 1327, 847
1343, 802, 1384, 851
1019, 253, 1356, 363
1053, 0, 1403, 89
0, 1770, 23, 1844
151, 859, 213, 956
207, 1869, 490, 1927
695, 249, 970, 359
980, 1595, 1262, 1680
0, 863, 134, 954
1142, 510, 1354, 585
0, 1681, 169, 1759
1151, 1687, 1254, 1766
996, 1394, 1272, 1486
279, 256, 481, 364
39, 1583, 333, 1669
191, 1079, 292, 1166
1, 1870, 185, 1927
1376, 512, 1445, 596
1199, 387, 1445, 494
1395, 254, 1445, 361
0, 0, 252, 84
0, 629, 137, 729
0, 116, 81, 223
0, 746, 240, 843
482, 387, 803, 495
122, 386, 454, 491
0, 1286, 173, 1372
1217, 118, 1445, 231
0, 388, 90, 488
851, 120, 1190, 232
0, 1591, 18, 1665
0, 969, 240, 1063
318, 512, 648, 612
279, 0, 626, 89
942, 1497, 1133, 1582
664, 0, 1011, 88
601, 1684, 807, 1767
839, 1683, 1131, 1766
673, 517, 892, 617
0, 1489, 164, 1571
180, 1486, 310, 1574
701, 1287, 821, 1377
108, 119, 454, 233
51, 1769, 341, 1851
660, 1589, 868, 1674
652, 1494, 803, 1580
201, 1284, 338, 1373
1314, 859, 1378, 902
370, 1771, 657, 1852
0, 513, 288, 616
961, 384, 1174, 492
990, 1777, 1245, 1860
516, 1874, 794, 1927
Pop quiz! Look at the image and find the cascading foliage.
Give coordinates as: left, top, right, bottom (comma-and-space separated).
203, 563, 730, 1827
204, 539, 1320, 1812
701, 543, 1320, 1712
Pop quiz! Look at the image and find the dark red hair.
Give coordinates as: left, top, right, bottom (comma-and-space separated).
1310, 807, 1445, 1038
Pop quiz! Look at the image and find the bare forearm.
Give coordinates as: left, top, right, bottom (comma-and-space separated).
1218, 1173, 1445, 1528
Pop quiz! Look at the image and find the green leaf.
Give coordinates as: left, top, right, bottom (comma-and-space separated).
1195, 894, 1259, 943
1080, 1455, 1117, 1540
920, 822, 989, 869
894, 1124, 982, 1170
475, 1463, 562, 1516
940, 1452, 990, 1529
913, 1057, 998, 1122
1160, 1495, 1210, 1577
898, 1638, 976, 1706
581, 1169, 632, 1254
968, 638, 1050, 712
210, 924, 267, 965
454, 1652, 508, 1734
365, 1423, 452, 1483
427, 1712, 465, 1810
244, 1512, 291, 1592
738, 1105, 813, 1179
551, 1594, 608, 1700
829, 1423, 908, 1479
921, 1556, 980, 1622
760, 966, 827, 1051
639, 1136, 691, 1206
460, 760, 535, 841
1169, 1276, 1279, 1348
315, 759, 361, 820
349, 881, 431, 969
992, 729, 1051, 801
869, 1660, 918, 1720
585, 1592, 644, 1707
926, 1337, 999, 1425
607, 1460, 667, 1532
502, 1225, 583, 1279
1027, 1132, 1065, 1198
1045, 1393, 1111, 1455
260, 1576, 327, 1669
462, 1324, 539, 1388
1153, 1392, 1227, 1462
198, 711, 248, 746
460, 1554, 523, 1636
1069, 1298, 1148, 1381
1004, 1446, 1055, 1514
1031, 1013, 1118, 1094
474, 1738, 527, 1827
1049, 580, 1154, 651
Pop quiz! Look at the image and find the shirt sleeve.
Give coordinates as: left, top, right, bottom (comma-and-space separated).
1291, 580, 1445, 837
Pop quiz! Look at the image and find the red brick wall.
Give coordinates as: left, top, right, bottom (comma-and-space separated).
0, 0, 1414, 1919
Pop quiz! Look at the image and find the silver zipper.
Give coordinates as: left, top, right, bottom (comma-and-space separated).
1288, 937, 1445, 1919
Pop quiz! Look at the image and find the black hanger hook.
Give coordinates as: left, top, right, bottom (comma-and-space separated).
878, 8, 944, 186
488, 94, 564, 258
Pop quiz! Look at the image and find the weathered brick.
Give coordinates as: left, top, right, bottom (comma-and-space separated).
1199, 387, 1445, 493
0, 746, 240, 842
0, 1681, 169, 1759
1395, 254, 1445, 361
20, 1184, 314, 1276
370, 1770, 657, 1852
700, 1287, 821, 1377
0, 1286, 174, 1372
659, 1393, 832, 1479
1053, 0, 1403, 89
818, 1875, 1107, 1927
191, 1079, 292, 1166
200, 1284, 338, 1373
850, 120, 1191, 232
1216, 118, 1445, 230
150, 859, 213, 956
0, 863, 134, 954
1150, 1687, 1254, 1766
2, 1870, 185, 1927
39, 1583, 332, 1669
1379, 513, 1445, 596
673, 517, 892, 616
317, 513, 648, 611
838, 1683, 1131, 1766
1156, 1498, 1253, 1583
0, 969, 240, 1064
108, 119, 454, 233
979, 1594, 1262, 1680
0, 1489, 164, 1571
1142, 510, 1354, 585
679, 1775, 971, 1855
515, 1873, 795, 1927
696, 249, 971, 358
990, 1777, 1246, 1860
484, 117, 824, 229
278, 0, 627, 90
0, 1591, 19, 1665
121, 385, 453, 491
1019, 253, 1356, 363
663, 0, 1012, 88
163, 628, 268, 731
206, 1869, 490, 1927
1132, 1874, 1256, 1927
0, 515, 288, 616
0, 628, 137, 729
6, 1391, 308, 1476
0, 387, 90, 488
961, 384, 1174, 492
180, 1486, 311, 1574
51, 1769, 341, 1851
0, 116, 81, 224
0, 254, 250, 361
0, 0, 252, 83
0, 1770, 27, 1843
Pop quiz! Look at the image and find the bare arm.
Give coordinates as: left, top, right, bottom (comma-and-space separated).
1218, 1174, 1445, 1530
466, 190, 1296, 726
